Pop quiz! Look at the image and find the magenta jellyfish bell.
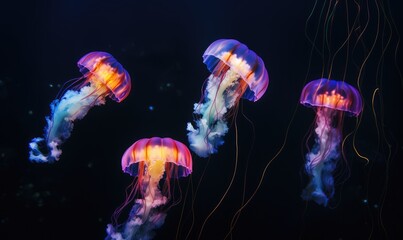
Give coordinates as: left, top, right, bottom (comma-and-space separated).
300, 78, 362, 206
187, 39, 269, 157
202, 39, 269, 101
77, 52, 131, 102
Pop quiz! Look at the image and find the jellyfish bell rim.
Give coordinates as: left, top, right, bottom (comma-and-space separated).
76, 51, 132, 103
300, 101, 361, 117
121, 137, 193, 178
109, 68, 131, 103
300, 78, 363, 117
202, 39, 269, 102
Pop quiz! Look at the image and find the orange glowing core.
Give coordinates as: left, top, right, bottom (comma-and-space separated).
314, 90, 351, 110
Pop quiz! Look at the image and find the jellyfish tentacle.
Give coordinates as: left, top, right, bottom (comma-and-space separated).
29, 85, 107, 162
106, 176, 168, 240
187, 67, 242, 157
302, 107, 341, 206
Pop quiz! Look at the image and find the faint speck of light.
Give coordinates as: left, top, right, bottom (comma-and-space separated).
88, 161, 94, 168
28, 110, 33, 115
148, 105, 154, 111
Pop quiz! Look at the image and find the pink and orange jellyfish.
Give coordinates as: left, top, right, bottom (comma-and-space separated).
106, 137, 192, 240
300, 78, 362, 206
29, 52, 131, 163
187, 39, 269, 157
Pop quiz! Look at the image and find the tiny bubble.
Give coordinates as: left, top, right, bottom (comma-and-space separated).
88, 162, 94, 168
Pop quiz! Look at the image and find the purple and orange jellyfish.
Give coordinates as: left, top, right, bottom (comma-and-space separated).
106, 137, 192, 240
300, 78, 362, 206
187, 39, 269, 157
29, 52, 131, 163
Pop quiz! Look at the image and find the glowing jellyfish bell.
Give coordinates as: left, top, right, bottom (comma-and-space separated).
121, 137, 192, 199
300, 78, 362, 206
106, 137, 192, 240
29, 52, 131, 163
187, 39, 269, 157
77, 52, 131, 102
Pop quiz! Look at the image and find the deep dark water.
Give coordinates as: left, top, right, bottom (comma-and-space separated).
1, 0, 402, 239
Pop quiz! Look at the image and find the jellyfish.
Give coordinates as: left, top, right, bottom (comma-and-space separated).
106, 137, 192, 240
187, 39, 269, 157
29, 52, 131, 163
300, 78, 362, 206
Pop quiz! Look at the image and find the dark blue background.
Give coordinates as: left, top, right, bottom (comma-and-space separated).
1, 0, 402, 239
